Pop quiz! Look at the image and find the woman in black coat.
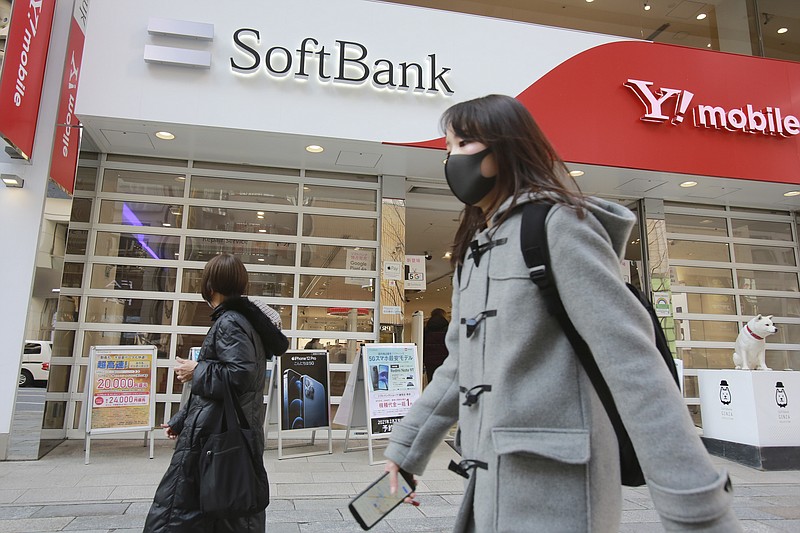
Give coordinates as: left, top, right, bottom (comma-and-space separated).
423, 308, 450, 382
144, 254, 288, 533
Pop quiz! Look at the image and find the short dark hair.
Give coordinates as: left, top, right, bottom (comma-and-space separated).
431, 308, 447, 319
201, 253, 249, 303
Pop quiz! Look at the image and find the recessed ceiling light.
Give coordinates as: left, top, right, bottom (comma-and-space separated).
258, 258, 265, 262
569, 170, 585, 177
155, 131, 175, 140
306, 144, 324, 153
644, 3, 651, 10
52, 288, 60, 293
783, 190, 800, 197
696, 13, 707, 20
162, 222, 172, 227
443, 251, 453, 259
258, 229, 267, 233
778, 27, 789, 34
257, 211, 265, 215
707, 43, 712, 48
585, 0, 594, 3
680, 181, 698, 188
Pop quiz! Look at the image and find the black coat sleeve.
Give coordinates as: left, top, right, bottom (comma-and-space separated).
191, 315, 258, 399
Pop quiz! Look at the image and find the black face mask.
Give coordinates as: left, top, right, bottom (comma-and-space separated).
444, 147, 497, 206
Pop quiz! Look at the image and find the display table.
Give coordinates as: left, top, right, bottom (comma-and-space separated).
697, 369, 799, 470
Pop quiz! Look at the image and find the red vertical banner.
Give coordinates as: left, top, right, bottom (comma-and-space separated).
49, 0, 88, 194
0, 0, 57, 160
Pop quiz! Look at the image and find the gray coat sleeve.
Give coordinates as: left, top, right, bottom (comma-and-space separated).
547, 206, 740, 531
384, 284, 462, 474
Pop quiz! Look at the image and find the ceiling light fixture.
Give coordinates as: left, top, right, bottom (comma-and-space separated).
696, 13, 707, 20
644, 2, 651, 10
443, 251, 453, 259
51, 288, 60, 293
783, 190, 800, 197
777, 27, 788, 34
707, 43, 712, 48
305, 144, 324, 153
569, 170, 585, 177
1, 174, 23, 188
680, 181, 698, 188
155, 131, 175, 140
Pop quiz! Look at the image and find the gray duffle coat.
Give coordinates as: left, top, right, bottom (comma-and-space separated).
385, 194, 740, 532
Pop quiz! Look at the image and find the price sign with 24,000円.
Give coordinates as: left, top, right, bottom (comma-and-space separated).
86, 345, 156, 434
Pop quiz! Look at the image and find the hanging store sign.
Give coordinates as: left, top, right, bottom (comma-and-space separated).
0, 0, 57, 160
49, 0, 89, 194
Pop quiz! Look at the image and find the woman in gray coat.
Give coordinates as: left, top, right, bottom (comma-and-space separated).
144, 253, 288, 532
384, 95, 741, 532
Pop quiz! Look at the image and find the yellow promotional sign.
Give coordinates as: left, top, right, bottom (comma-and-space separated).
88, 347, 156, 433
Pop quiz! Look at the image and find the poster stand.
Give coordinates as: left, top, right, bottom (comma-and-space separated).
84, 345, 157, 465
264, 350, 333, 459
336, 343, 422, 465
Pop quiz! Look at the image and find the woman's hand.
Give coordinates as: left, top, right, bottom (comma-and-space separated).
174, 356, 198, 383
162, 423, 178, 440
384, 460, 419, 506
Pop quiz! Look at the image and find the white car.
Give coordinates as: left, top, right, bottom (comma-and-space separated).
19, 340, 52, 387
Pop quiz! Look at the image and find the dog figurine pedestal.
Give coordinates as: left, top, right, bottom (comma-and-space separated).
698, 369, 799, 470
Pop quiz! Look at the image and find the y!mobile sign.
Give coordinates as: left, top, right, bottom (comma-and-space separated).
0, 0, 57, 160
49, 0, 89, 194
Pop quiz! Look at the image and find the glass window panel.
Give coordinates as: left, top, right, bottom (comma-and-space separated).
70, 197, 92, 223
52, 330, 75, 358
178, 301, 213, 327
102, 169, 185, 197
668, 240, 730, 262
299, 274, 375, 301
90, 264, 177, 292
765, 350, 800, 371
83, 331, 171, 359
72, 401, 83, 430
62, 262, 84, 288
155, 402, 166, 425
672, 266, 733, 288
75, 167, 98, 191
297, 306, 373, 332
106, 154, 187, 167
768, 325, 800, 345
301, 245, 376, 269
302, 214, 377, 240
676, 320, 739, 342
305, 169, 378, 183
677, 348, 733, 370
665, 214, 728, 236
98, 200, 183, 228
682, 293, 737, 315
192, 162, 299, 177
185, 237, 296, 266
252, 303, 291, 329
95, 231, 180, 260
729, 206, 789, 215
156, 367, 169, 394
187, 206, 297, 235
85, 298, 173, 325
739, 295, 800, 318
733, 244, 796, 266
172, 370, 186, 394
189, 175, 298, 205
46, 365, 71, 393
56, 296, 80, 322
176, 334, 208, 361
737, 270, 798, 292
42, 401, 67, 429
248, 273, 295, 298
76, 365, 88, 394
303, 185, 377, 211
731, 219, 792, 241
65, 229, 88, 255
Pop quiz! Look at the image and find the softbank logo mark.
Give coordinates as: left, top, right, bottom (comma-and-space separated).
624, 79, 800, 137
143, 18, 214, 69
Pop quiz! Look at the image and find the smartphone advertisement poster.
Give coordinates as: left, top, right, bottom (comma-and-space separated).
362, 344, 421, 435
86, 345, 156, 433
280, 350, 331, 431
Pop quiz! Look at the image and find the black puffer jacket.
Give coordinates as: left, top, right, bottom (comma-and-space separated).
144, 297, 288, 533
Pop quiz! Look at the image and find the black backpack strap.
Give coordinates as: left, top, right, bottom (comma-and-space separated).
520, 202, 631, 452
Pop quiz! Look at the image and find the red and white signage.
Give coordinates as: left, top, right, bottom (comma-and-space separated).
0, 0, 57, 160
49, 0, 89, 194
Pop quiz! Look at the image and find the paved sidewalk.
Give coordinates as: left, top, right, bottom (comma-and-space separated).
0, 438, 798, 532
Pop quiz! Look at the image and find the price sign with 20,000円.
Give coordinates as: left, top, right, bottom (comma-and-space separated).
86, 345, 157, 434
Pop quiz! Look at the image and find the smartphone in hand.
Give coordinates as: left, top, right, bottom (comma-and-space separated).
348, 470, 415, 530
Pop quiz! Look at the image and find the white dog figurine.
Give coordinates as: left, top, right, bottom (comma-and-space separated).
733, 314, 778, 370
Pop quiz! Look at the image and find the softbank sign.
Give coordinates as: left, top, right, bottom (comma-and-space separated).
625, 79, 800, 138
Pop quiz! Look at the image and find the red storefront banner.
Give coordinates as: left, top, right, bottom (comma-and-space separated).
395, 41, 800, 186
0, 0, 57, 160
49, 0, 88, 194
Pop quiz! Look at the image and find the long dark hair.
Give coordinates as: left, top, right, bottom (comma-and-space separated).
443, 95, 586, 267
